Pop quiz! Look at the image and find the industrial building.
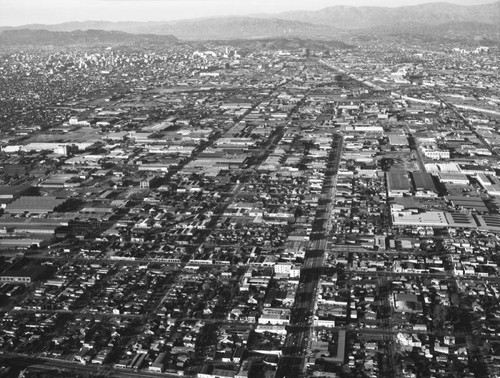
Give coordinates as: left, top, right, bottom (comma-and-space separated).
411, 172, 438, 197
4, 196, 66, 214
386, 172, 412, 197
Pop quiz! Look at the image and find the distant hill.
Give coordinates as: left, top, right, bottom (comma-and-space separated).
192, 37, 353, 51
0, 29, 352, 52
0, 18, 338, 41
348, 21, 500, 45
271, 2, 500, 29
131, 17, 338, 40
0, 2, 498, 43
0, 21, 160, 34
0, 29, 179, 46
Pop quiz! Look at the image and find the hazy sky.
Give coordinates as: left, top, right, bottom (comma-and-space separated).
0, 0, 496, 26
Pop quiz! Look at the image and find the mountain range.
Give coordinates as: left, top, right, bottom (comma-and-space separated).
0, 29, 351, 52
0, 29, 179, 46
266, 1, 500, 29
0, 2, 498, 43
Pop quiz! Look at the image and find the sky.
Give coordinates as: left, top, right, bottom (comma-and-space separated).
0, 0, 496, 26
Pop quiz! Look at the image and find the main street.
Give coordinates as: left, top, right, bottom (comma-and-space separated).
404, 124, 427, 172
277, 133, 343, 378
0, 353, 188, 378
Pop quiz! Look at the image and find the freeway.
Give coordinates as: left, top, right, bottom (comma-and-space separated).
436, 94, 499, 158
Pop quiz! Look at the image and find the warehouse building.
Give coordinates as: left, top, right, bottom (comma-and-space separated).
386, 172, 412, 197
411, 172, 438, 197
4, 196, 66, 214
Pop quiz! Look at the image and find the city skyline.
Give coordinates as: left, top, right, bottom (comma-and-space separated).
1, 0, 497, 26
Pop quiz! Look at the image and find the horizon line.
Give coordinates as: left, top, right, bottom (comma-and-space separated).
0, 0, 497, 28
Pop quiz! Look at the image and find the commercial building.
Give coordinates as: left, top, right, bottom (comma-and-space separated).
420, 146, 450, 160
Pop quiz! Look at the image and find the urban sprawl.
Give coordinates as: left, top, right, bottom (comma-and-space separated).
0, 41, 499, 378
